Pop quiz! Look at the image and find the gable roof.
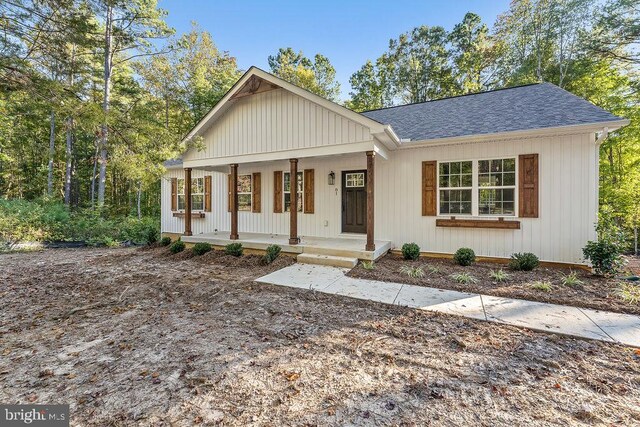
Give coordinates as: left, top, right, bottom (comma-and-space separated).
361, 83, 627, 142
183, 66, 397, 146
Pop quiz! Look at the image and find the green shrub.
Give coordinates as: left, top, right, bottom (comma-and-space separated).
361, 260, 375, 270
453, 248, 476, 266
561, 271, 584, 287
118, 217, 159, 245
225, 242, 243, 257
401, 243, 420, 261
530, 281, 552, 292
489, 269, 509, 282
617, 283, 640, 304
450, 272, 478, 284
192, 242, 212, 256
160, 236, 172, 246
169, 239, 185, 254
509, 252, 540, 271
400, 265, 425, 278
583, 240, 626, 277
262, 244, 281, 264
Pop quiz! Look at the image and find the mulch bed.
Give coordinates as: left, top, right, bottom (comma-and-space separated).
348, 254, 640, 315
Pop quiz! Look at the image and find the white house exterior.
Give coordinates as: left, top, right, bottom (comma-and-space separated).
161, 67, 628, 265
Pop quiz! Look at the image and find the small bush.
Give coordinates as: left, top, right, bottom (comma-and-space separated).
361, 260, 375, 270
262, 244, 281, 264
561, 271, 584, 287
453, 248, 476, 266
225, 242, 243, 257
531, 281, 552, 292
489, 269, 509, 282
427, 265, 441, 274
169, 239, 185, 254
160, 236, 172, 246
401, 243, 420, 261
450, 272, 478, 284
617, 283, 640, 304
583, 240, 626, 277
400, 265, 425, 278
509, 252, 540, 271
193, 242, 212, 256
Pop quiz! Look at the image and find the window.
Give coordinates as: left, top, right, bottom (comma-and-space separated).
237, 174, 252, 211
345, 172, 365, 187
478, 158, 516, 215
284, 171, 303, 212
439, 161, 472, 215
177, 177, 204, 211
437, 158, 517, 216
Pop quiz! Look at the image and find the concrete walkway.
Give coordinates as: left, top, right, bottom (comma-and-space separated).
256, 264, 640, 348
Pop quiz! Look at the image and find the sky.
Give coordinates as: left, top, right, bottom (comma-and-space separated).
157, 0, 511, 101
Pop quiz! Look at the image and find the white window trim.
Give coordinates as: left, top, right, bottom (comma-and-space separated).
437, 158, 518, 218
177, 177, 205, 212
237, 174, 252, 212
283, 170, 304, 213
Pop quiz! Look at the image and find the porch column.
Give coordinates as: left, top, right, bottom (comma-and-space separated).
289, 158, 299, 245
230, 163, 239, 240
366, 151, 375, 251
184, 167, 192, 236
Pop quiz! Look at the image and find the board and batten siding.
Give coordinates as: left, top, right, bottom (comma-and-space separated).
184, 88, 372, 162
163, 132, 598, 264
375, 132, 598, 264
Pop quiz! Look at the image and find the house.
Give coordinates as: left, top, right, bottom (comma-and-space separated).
161, 67, 628, 266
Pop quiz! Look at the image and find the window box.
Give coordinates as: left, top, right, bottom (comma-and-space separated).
436, 217, 521, 229
172, 212, 206, 218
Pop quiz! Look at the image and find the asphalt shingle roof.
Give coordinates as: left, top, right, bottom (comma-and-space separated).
361, 83, 624, 141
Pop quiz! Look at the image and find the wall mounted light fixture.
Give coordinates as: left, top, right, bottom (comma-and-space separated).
328, 171, 335, 185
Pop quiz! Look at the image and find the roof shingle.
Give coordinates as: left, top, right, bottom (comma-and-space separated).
361, 83, 624, 141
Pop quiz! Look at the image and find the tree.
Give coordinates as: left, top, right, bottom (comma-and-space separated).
93, 0, 173, 207
268, 47, 341, 101
589, 0, 640, 65
345, 56, 394, 112
449, 12, 496, 93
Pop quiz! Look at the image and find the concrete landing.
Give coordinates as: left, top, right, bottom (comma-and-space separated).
297, 253, 358, 268
256, 264, 640, 347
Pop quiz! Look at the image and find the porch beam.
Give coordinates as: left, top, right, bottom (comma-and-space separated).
230, 163, 239, 240
366, 151, 375, 251
289, 158, 299, 245
184, 167, 192, 236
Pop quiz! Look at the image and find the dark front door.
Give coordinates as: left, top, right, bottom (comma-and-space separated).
342, 170, 367, 233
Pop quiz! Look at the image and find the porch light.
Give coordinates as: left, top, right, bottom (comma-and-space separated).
328, 171, 335, 186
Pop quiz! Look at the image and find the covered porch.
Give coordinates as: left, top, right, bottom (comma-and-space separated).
181, 231, 392, 261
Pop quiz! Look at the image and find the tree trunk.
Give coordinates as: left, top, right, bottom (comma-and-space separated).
64, 117, 73, 205
97, 4, 113, 207
64, 44, 76, 206
137, 181, 142, 220
91, 140, 98, 208
47, 111, 55, 196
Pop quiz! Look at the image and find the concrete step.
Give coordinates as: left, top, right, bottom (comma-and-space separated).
297, 253, 358, 269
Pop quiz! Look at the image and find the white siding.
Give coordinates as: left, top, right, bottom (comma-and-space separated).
164, 133, 598, 264
375, 133, 598, 264
184, 89, 372, 162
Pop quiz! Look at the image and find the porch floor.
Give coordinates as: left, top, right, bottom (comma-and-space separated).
181, 232, 392, 261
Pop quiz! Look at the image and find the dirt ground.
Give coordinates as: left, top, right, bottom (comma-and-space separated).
348, 254, 640, 315
1, 247, 639, 426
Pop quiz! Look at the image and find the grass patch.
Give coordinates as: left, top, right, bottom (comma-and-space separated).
560, 271, 584, 287
617, 282, 640, 304
450, 272, 478, 284
361, 260, 375, 270
489, 269, 509, 282
400, 265, 425, 278
530, 281, 553, 292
